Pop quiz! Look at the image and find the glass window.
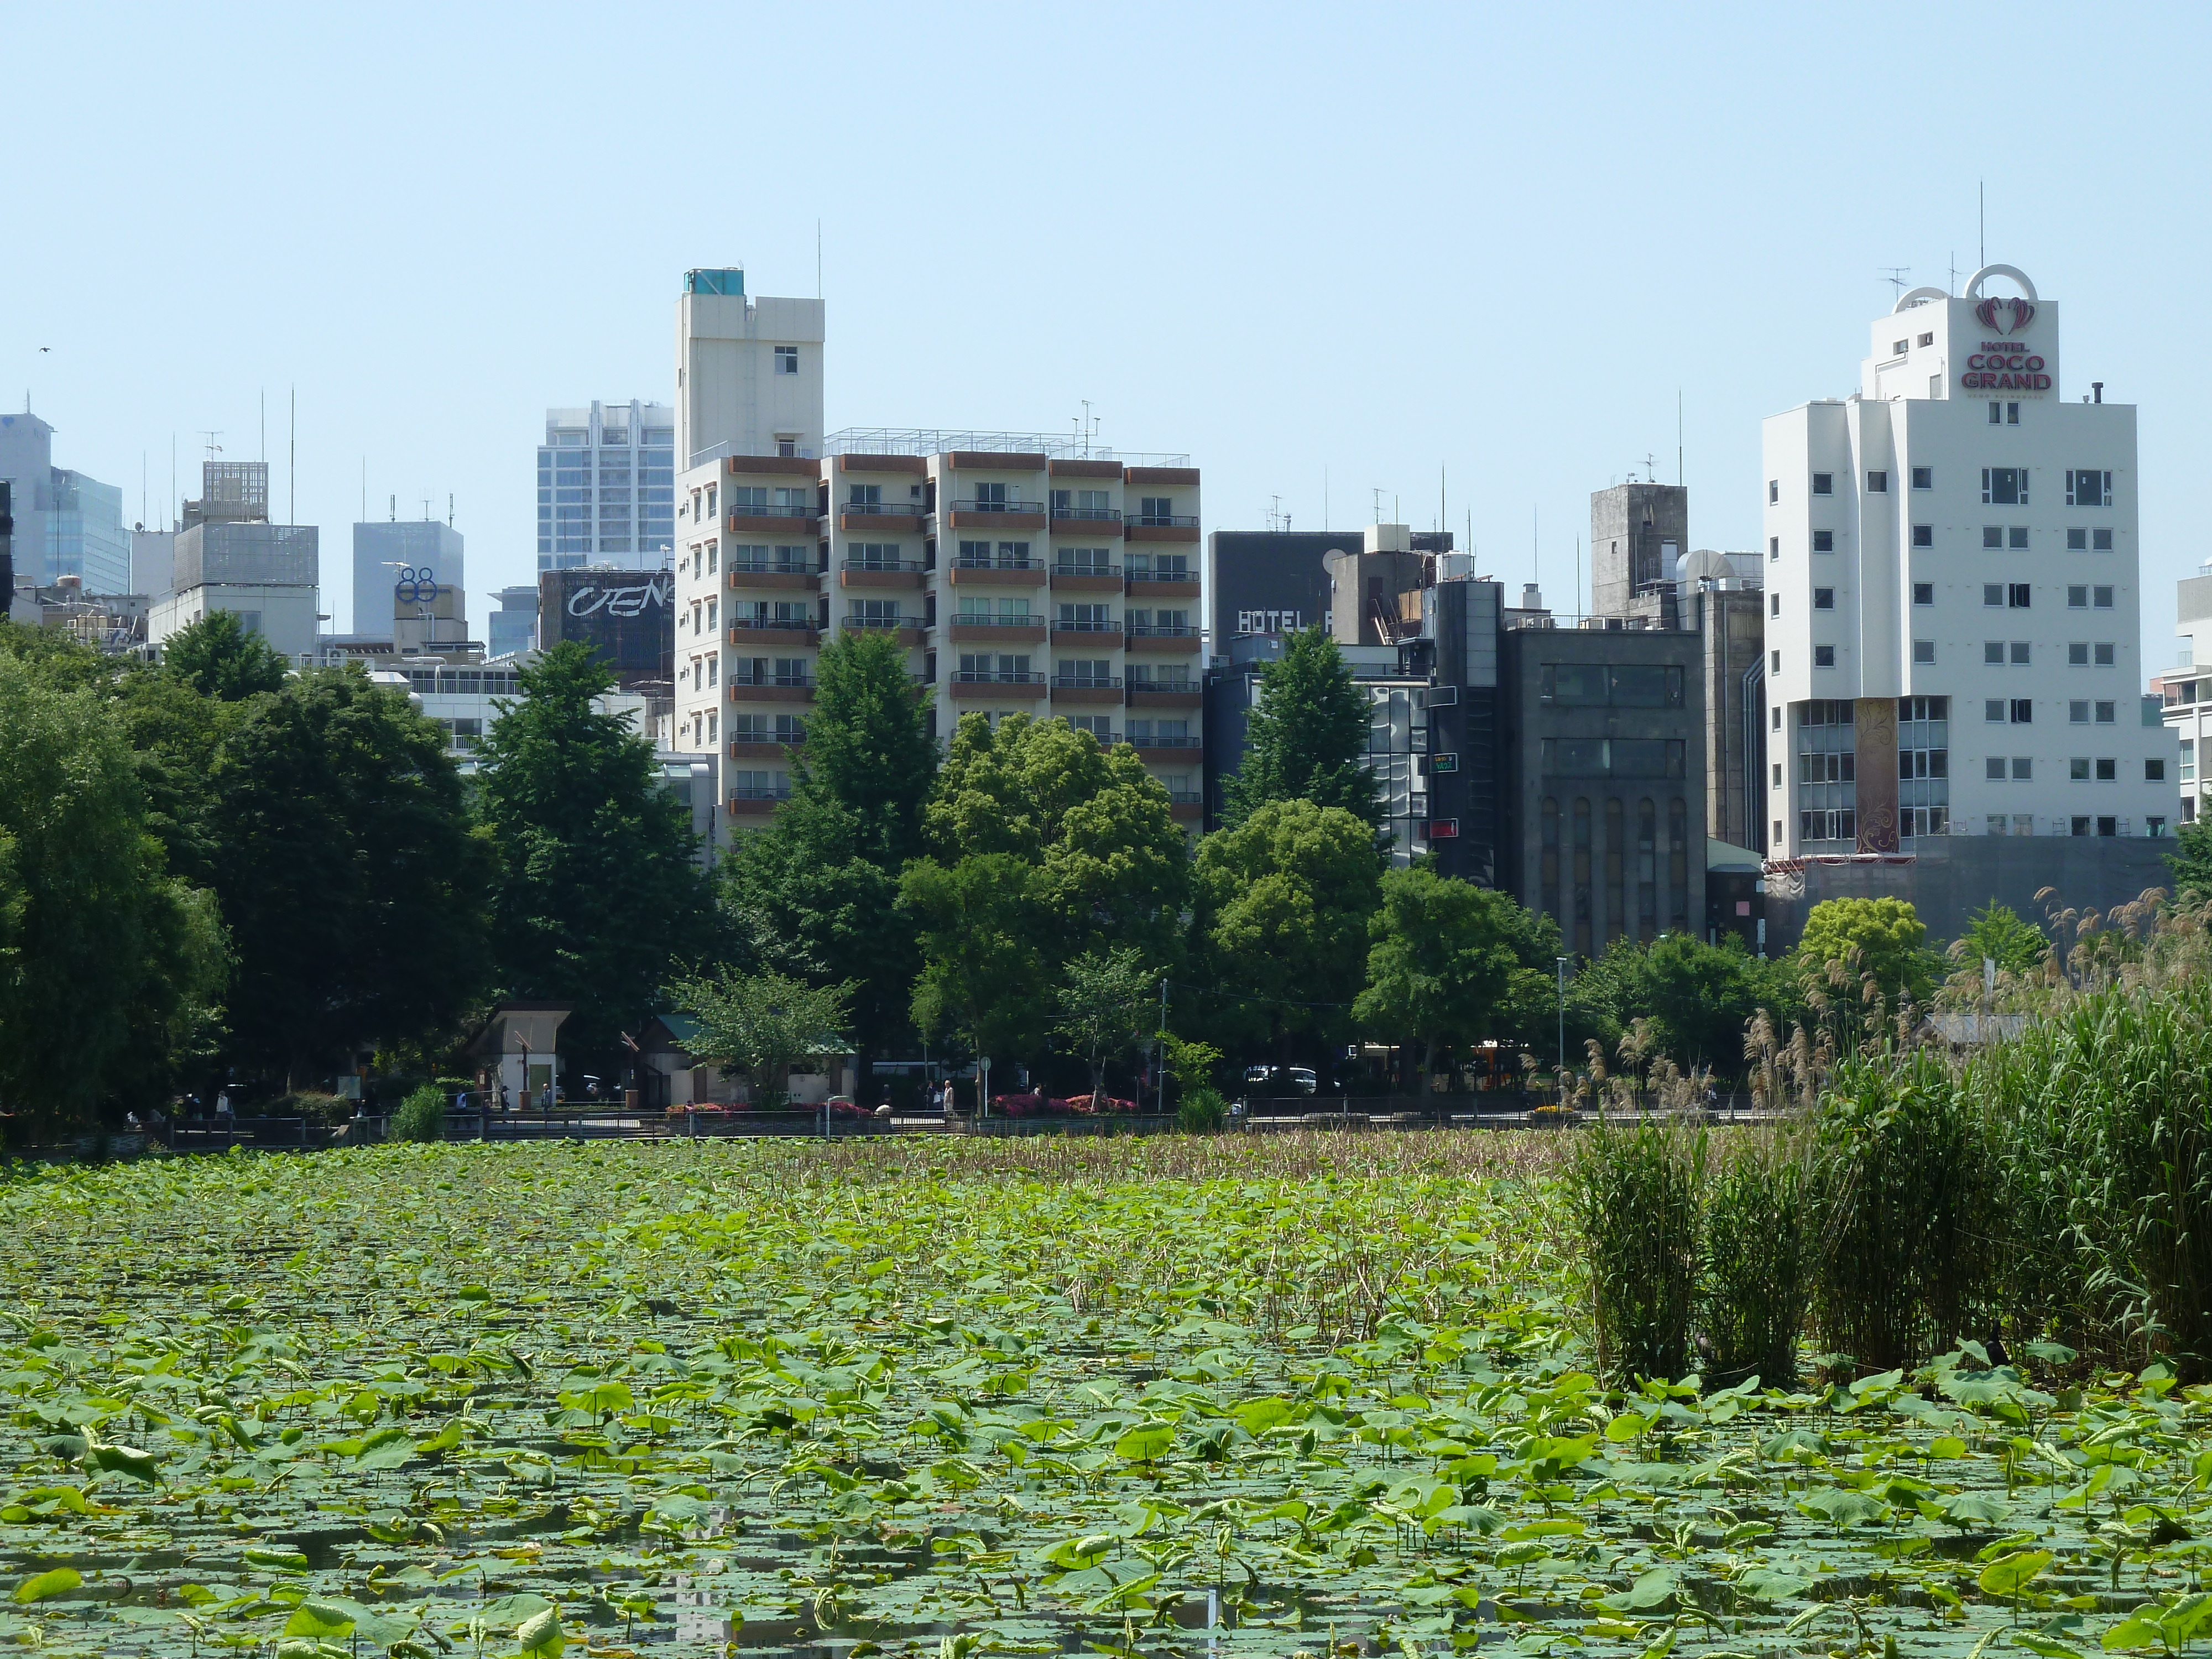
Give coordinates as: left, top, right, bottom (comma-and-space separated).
1813, 530, 1835, 552
1811, 473, 1833, 495
1913, 582, 1934, 605
2068, 527, 2088, 551
1913, 639, 1935, 664
1912, 466, 1933, 489
2094, 586, 2114, 608
1912, 524, 1933, 547
2095, 701, 2116, 724
1984, 583, 2004, 607
1981, 467, 2027, 505
2093, 528, 2114, 551
2070, 700, 2090, 723
2012, 758, 2033, 780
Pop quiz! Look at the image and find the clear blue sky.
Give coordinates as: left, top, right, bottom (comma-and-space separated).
9, 1, 2209, 661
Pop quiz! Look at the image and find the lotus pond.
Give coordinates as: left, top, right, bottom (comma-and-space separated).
1, 1134, 2208, 1659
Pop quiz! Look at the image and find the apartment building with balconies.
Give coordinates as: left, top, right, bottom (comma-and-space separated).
672, 433, 1201, 834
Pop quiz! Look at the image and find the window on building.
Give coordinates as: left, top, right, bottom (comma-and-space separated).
1989, 401, 2003, 425
1813, 588, 1834, 609
1771, 592, 1781, 618
2008, 583, 2031, 608
1768, 480, 1778, 504
1812, 473, 1833, 495
2096, 641, 2116, 666
2094, 528, 2114, 551
2010, 642, 2031, 666
2071, 757, 2091, 780
2099, 815, 2119, 836
2070, 700, 2090, 723
775, 346, 799, 374
2066, 468, 2111, 507
2182, 739, 2197, 782
2068, 527, 2087, 550
2013, 757, 2034, 779
2011, 699, 2034, 724
2094, 585, 2114, 608
1985, 641, 2005, 664
2148, 758, 2167, 781
1813, 530, 1835, 552
1918, 332, 1934, 348
1985, 698, 2006, 723
1912, 466, 1933, 489
1984, 526, 2003, 549
2068, 585, 2089, 608
2008, 402, 2021, 424
1814, 644, 1836, 667
1912, 524, 1933, 547
1913, 639, 1936, 664
2094, 757, 2117, 781
1867, 471, 1888, 493
2096, 700, 2116, 724
1890, 338, 1908, 357
1768, 536, 1780, 560
1771, 649, 1781, 672
1983, 584, 2004, 608
2070, 643, 2091, 666
1772, 706, 1782, 731
1986, 757, 2007, 780
2010, 526, 2028, 550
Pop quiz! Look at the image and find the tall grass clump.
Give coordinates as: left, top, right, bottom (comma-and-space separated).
1806, 1046, 1997, 1373
390, 1084, 446, 1144
1979, 977, 2212, 1373
1564, 1114, 1705, 1384
1700, 1129, 1811, 1387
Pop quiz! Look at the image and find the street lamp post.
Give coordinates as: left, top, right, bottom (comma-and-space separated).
1555, 957, 1570, 1097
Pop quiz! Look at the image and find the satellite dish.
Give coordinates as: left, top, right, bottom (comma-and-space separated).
1679, 548, 1733, 583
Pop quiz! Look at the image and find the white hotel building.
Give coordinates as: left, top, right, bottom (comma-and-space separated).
669, 268, 1202, 842
1763, 265, 2172, 858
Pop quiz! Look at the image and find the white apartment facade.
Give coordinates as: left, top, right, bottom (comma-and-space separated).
2159, 565, 2212, 823
538, 400, 677, 572
669, 268, 1201, 842
1763, 264, 2171, 857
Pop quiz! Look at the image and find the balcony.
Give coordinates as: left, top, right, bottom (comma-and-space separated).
727, 675, 816, 704
950, 669, 1047, 700
1052, 674, 1123, 705
1125, 513, 1201, 544
1129, 734, 1202, 754
841, 614, 927, 645
1051, 619, 1121, 646
726, 504, 819, 534
948, 556, 1047, 587
1051, 505, 1123, 525
840, 557, 927, 590
1127, 571, 1201, 599
1125, 622, 1202, 653
727, 787, 794, 815
728, 563, 818, 592
946, 498, 1048, 530
1127, 680, 1201, 709
727, 618, 818, 648
729, 737, 803, 760
1051, 560, 1123, 593
837, 505, 926, 533
950, 617, 1047, 644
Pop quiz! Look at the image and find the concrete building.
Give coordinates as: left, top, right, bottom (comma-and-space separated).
0, 410, 128, 593
353, 519, 463, 637
131, 528, 178, 596
539, 400, 676, 572
2157, 564, 2212, 825
1763, 264, 2170, 858
149, 514, 321, 662
488, 584, 539, 661
1207, 528, 1446, 648
669, 267, 1196, 842
1590, 482, 1689, 623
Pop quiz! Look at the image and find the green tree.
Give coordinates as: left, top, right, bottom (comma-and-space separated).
719, 631, 935, 1086
1222, 627, 1380, 828
667, 967, 854, 1108
161, 611, 290, 701
901, 713, 1186, 1067
1957, 899, 2049, 978
1796, 896, 1940, 1014
478, 643, 713, 1057
2168, 818, 2212, 903
209, 665, 494, 1085
1355, 865, 1542, 1095
1191, 798, 1382, 1071
1055, 946, 1157, 1105
0, 654, 227, 1134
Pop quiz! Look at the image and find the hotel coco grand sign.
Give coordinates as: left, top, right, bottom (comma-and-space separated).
1958, 268, 2050, 394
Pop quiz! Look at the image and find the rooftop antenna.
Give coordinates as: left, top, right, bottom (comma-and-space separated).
421, 497, 433, 522
1371, 486, 1385, 524
1081, 399, 1096, 458
1323, 467, 1329, 530
199, 431, 223, 460
1979, 180, 1985, 269
170, 435, 176, 530
389, 493, 395, 523
1948, 250, 1961, 294
1645, 451, 1657, 482
289, 387, 295, 524
448, 492, 454, 529
259, 389, 265, 463
1880, 266, 1910, 301
1676, 389, 1683, 487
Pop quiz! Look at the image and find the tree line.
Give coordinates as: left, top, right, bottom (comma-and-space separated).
0, 613, 2038, 1131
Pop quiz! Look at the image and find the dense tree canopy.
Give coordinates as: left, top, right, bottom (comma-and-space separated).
1221, 627, 1379, 828
208, 665, 493, 1083
477, 643, 713, 1056
1797, 896, 1940, 1013
160, 611, 290, 702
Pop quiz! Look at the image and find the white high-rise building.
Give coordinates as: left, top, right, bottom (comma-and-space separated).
1762, 264, 2171, 855
538, 400, 677, 572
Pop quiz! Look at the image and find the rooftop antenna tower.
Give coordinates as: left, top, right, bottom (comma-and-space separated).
1881, 266, 1910, 301
1980, 180, 1985, 269
1676, 389, 1683, 487
199, 431, 223, 460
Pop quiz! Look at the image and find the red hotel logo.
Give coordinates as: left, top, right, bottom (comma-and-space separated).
1974, 295, 2035, 334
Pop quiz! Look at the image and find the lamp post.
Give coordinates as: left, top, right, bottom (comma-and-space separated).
1555, 957, 1570, 1097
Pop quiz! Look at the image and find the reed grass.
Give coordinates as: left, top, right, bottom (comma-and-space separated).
1700, 1126, 1811, 1387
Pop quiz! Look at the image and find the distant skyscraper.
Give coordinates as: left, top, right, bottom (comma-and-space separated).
0, 411, 128, 592
488, 584, 538, 660
539, 400, 675, 572
352, 520, 465, 637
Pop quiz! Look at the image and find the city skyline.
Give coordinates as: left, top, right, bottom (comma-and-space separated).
9, 4, 2212, 665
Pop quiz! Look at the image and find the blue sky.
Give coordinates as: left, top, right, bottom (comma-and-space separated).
8, 1, 2210, 659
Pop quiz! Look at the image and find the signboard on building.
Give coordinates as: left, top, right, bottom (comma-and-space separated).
538, 568, 673, 690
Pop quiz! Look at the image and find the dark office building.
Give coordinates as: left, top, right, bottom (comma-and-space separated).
1415, 577, 1502, 888
1494, 617, 1707, 957
1207, 528, 1453, 646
